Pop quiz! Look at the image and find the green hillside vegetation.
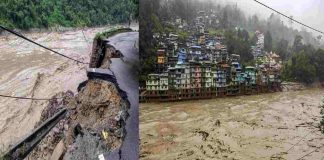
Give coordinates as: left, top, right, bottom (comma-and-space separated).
95, 28, 133, 40
0, 0, 138, 30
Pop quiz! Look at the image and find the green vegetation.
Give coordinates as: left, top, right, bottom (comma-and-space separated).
282, 51, 316, 84
281, 38, 324, 84
0, 0, 138, 30
0, 144, 6, 160
177, 30, 189, 42
95, 28, 133, 40
224, 29, 253, 64
264, 31, 273, 52
208, 28, 224, 37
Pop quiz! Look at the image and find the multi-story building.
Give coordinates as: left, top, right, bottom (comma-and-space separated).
201, 61, 212, 88
168, 67, 176, 89
215, 64, 227, 87
157, 49, 166, 64
157, 49, 166, 73
146, 74, 160, 91
177, 48, 187, 64
189, 46, 202, 61
143, 15, 282, 102
231, 62, 241, 85
159, 73, 169, 91
220, 46, 228, 62
245, 66, 256, 85
168, 56, 178, 68
190, 61, 202, 89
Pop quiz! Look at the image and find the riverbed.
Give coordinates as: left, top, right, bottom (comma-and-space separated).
140, 88, 324, 160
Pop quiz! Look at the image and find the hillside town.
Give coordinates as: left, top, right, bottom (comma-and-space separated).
140, 11, 282, 102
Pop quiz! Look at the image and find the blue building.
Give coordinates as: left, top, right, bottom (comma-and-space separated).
177, 48, 187, 64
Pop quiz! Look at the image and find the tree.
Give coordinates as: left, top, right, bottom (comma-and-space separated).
225, 29, 253, 64
293, 35, 304, 53
241, 29, 249, 42
221, 9, 228, 28
264, 30, 272, 52
313, 49, 324, 82
282, 51, 316, 84
275, 39, 289, 60
0, 0, 138, 30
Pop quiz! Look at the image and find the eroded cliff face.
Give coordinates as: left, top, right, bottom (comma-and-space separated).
28, 79, 129, 160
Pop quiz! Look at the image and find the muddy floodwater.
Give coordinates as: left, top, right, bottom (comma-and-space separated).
0, 24, 138, 151
140, 89, 324, 160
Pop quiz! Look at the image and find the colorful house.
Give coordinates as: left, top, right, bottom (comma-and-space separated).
245, 66, 256, 85
201, 61, 212, 88
146, 74, 160, 91
190, 61, 202, 88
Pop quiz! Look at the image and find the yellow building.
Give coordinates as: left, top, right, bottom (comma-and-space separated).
157, 49, 165, 64
157, 56, 165, 64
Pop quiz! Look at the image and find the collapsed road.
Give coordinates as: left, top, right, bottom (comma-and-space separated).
106, 32, 139, 160
1, 28, 139, 160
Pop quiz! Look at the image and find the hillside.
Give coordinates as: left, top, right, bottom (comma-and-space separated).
0, 0, 138, 30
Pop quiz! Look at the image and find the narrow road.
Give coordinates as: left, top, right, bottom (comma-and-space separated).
106, 32, 139, 159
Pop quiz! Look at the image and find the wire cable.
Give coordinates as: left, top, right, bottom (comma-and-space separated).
253, 0, 324, 35
0, 25, 89, 64
296, 144, 324, 160
286, 129, 317, 153
0, 94, 64, 101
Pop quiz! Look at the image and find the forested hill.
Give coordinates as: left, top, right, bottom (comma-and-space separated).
0, 0, 138, 30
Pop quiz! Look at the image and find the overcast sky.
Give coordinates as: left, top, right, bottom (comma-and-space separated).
217, 0, 324, 37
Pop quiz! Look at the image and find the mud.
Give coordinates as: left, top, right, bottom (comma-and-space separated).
140, 88, 324, 160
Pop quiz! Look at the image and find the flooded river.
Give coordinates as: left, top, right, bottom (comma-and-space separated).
140, 89, 324, 160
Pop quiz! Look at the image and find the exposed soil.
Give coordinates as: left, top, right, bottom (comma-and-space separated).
140, 88, 324, 160
28, 79, 129, 160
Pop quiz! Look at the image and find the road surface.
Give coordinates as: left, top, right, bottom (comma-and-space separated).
107, 32, 139, 160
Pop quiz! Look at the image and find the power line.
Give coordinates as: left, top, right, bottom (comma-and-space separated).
81, 28, 91, 49
286, 129, 317, 153
0, 94, 63, 101
0, 25, 89, 64
253, 0, 324, 35
296, 144, 324, 160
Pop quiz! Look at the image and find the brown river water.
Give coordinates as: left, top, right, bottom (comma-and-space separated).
140, 89, 324, 160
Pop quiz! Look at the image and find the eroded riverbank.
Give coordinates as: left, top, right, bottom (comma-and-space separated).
140, 88, 324, 160
0, 24, 138, 151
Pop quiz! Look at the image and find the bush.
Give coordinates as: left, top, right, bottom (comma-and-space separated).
320, 100, 324, 134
